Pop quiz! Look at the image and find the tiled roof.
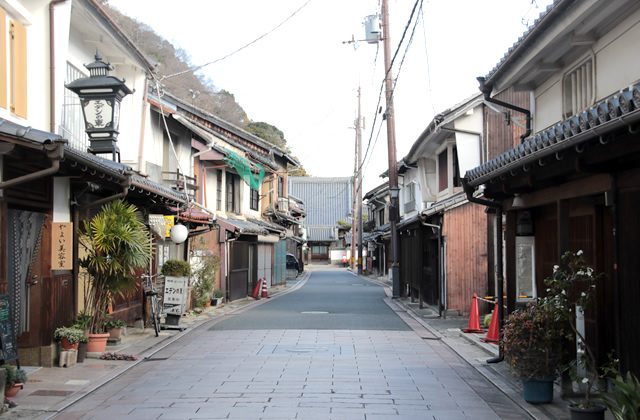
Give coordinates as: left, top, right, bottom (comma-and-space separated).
465, 91, 640, 187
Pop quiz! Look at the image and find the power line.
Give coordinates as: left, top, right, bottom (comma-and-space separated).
162, 0, 313, 81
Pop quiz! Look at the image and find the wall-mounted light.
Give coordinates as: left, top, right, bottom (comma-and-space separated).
389, 187, 400, 199
512, 193, 524, 208
170, 223, 188, 244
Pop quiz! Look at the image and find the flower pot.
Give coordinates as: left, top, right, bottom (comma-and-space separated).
60, 338, 79, 351
86, 333, 110, 353
205, 300, 211, 307
77, 341, 87, 363
107, 327, 122, 340
5, 383, 22, 399
522, 379, 554, 404
568, 403, 607, 420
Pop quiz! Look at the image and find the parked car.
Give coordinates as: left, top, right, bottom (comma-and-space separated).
286, 254, 300, 273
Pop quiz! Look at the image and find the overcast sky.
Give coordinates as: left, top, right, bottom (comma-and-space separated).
108, 0, 553, 194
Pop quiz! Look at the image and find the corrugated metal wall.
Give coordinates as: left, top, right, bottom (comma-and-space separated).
289, 177, 353, 226
442, 203, 489, 316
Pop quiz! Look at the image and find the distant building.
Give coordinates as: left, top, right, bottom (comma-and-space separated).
289, 177, 353, 264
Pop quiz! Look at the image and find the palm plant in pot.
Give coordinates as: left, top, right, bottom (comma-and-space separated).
502, 299, 567, 404
79, 199, 153, 352
540, 250, 607, 419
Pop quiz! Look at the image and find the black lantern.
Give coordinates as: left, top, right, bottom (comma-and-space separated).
65, 51, 133, 161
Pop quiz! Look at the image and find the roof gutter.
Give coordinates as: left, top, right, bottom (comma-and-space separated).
477, 76, 531, 144
0, 140, 65, 190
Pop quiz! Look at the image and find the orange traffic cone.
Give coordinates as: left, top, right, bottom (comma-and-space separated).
261, 280, 270, 299
462, 294, 484, 333
480, 302, 500, 344
251, 278, 262, 300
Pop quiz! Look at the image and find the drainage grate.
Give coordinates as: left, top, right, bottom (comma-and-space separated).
29, 390, 74, 397
143, 357, 169, 362
259, 345, 355, 355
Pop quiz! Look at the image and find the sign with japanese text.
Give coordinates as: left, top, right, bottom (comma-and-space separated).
163, 276, 188, 315
164, 216, 174, 238
52, 222, 73, 270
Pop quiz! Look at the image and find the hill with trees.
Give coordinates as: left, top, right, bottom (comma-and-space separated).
103, 0, 309, 176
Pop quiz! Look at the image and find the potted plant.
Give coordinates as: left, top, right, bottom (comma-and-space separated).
599, 357, 640, 419
540, 250, 607, 419
72, 310, 92, 337
502, 299, 567, 403
79, 199, 153, 353
53, 327, 86, 351
105, 319, 127, 339
77, 335, 89, 363
2, 364, 27, 400
211, 289, 224, 306
161, 259, 191, 277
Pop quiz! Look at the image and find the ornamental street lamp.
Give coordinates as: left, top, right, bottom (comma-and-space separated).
65, 51, 133, 162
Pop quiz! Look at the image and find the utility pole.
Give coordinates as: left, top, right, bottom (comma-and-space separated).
352, 125, 358, 271
381, 0, 401, 298
356, 87, 364, 276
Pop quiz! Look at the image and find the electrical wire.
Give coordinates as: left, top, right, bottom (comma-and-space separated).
161, 0, 313, 81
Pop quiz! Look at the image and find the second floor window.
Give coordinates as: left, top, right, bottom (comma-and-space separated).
216, 170, 222, 211
438, 150, 448, 192
563, 56, 595, 119
277, 176, 284, 198
226, 173, 237, 213
250, 187, 259, 211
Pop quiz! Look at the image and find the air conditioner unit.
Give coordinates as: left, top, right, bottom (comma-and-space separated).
277, 197, 289, 212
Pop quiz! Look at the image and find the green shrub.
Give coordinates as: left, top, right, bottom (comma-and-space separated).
2, 364, 28, 385
161, 259, 191, 277
105, 320, 126, 328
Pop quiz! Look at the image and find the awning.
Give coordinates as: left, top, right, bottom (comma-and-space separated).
217, 217, 269, 236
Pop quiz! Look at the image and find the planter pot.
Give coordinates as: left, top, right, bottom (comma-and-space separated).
86, 333, 110, 353
60, 337, 79, 351
568, 404, 607, 420
211, 297, 222, 306
107, 327, 122, 340
5, 383, 22, 399
522, 379, 554, 404
77, 341, 87, 363
205, 300, 211, 307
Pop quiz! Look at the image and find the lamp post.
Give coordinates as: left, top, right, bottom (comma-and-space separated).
65, 51, 133, 162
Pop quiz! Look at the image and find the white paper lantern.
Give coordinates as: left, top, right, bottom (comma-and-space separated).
170, 224, 188, 244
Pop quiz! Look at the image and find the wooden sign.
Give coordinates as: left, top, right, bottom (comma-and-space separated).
52, 222, 73, 270
0, 294, 18, 364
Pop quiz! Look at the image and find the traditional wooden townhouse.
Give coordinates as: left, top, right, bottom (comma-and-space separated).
363, 182, 390, 277
392, 93, 495, 317
145, 89, 301, 302
463, 0, 640, 377
0, 0, 201, 367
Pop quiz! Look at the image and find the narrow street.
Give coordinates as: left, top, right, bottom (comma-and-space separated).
57, 267, 531, 420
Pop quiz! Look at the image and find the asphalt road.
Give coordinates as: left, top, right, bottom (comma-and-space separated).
210, 269, 411, 331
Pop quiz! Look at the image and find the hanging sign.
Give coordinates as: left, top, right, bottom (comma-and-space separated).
163, 216, 174, 238
52, 222, 73, 270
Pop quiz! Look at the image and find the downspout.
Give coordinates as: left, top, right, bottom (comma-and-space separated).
463, 179, 504, 363
477, 76, 531, 144
50, 0, 68, 134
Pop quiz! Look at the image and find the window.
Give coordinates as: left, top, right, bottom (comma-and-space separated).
438, 149, 448, 192
404, 183, 416, 212
563, 56, 595, 119
250, 187, 259, 211
0, 8, 27, 119
376, 208, 385, 226
226, 173, 235, 213
216, 170, 222, 211
277, 176, 284, 198
61, 62, 89, 150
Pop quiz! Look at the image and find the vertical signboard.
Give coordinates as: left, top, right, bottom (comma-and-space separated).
162, 276, 188, 315
0, 294, 18, 364
52, 222, 73, 270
